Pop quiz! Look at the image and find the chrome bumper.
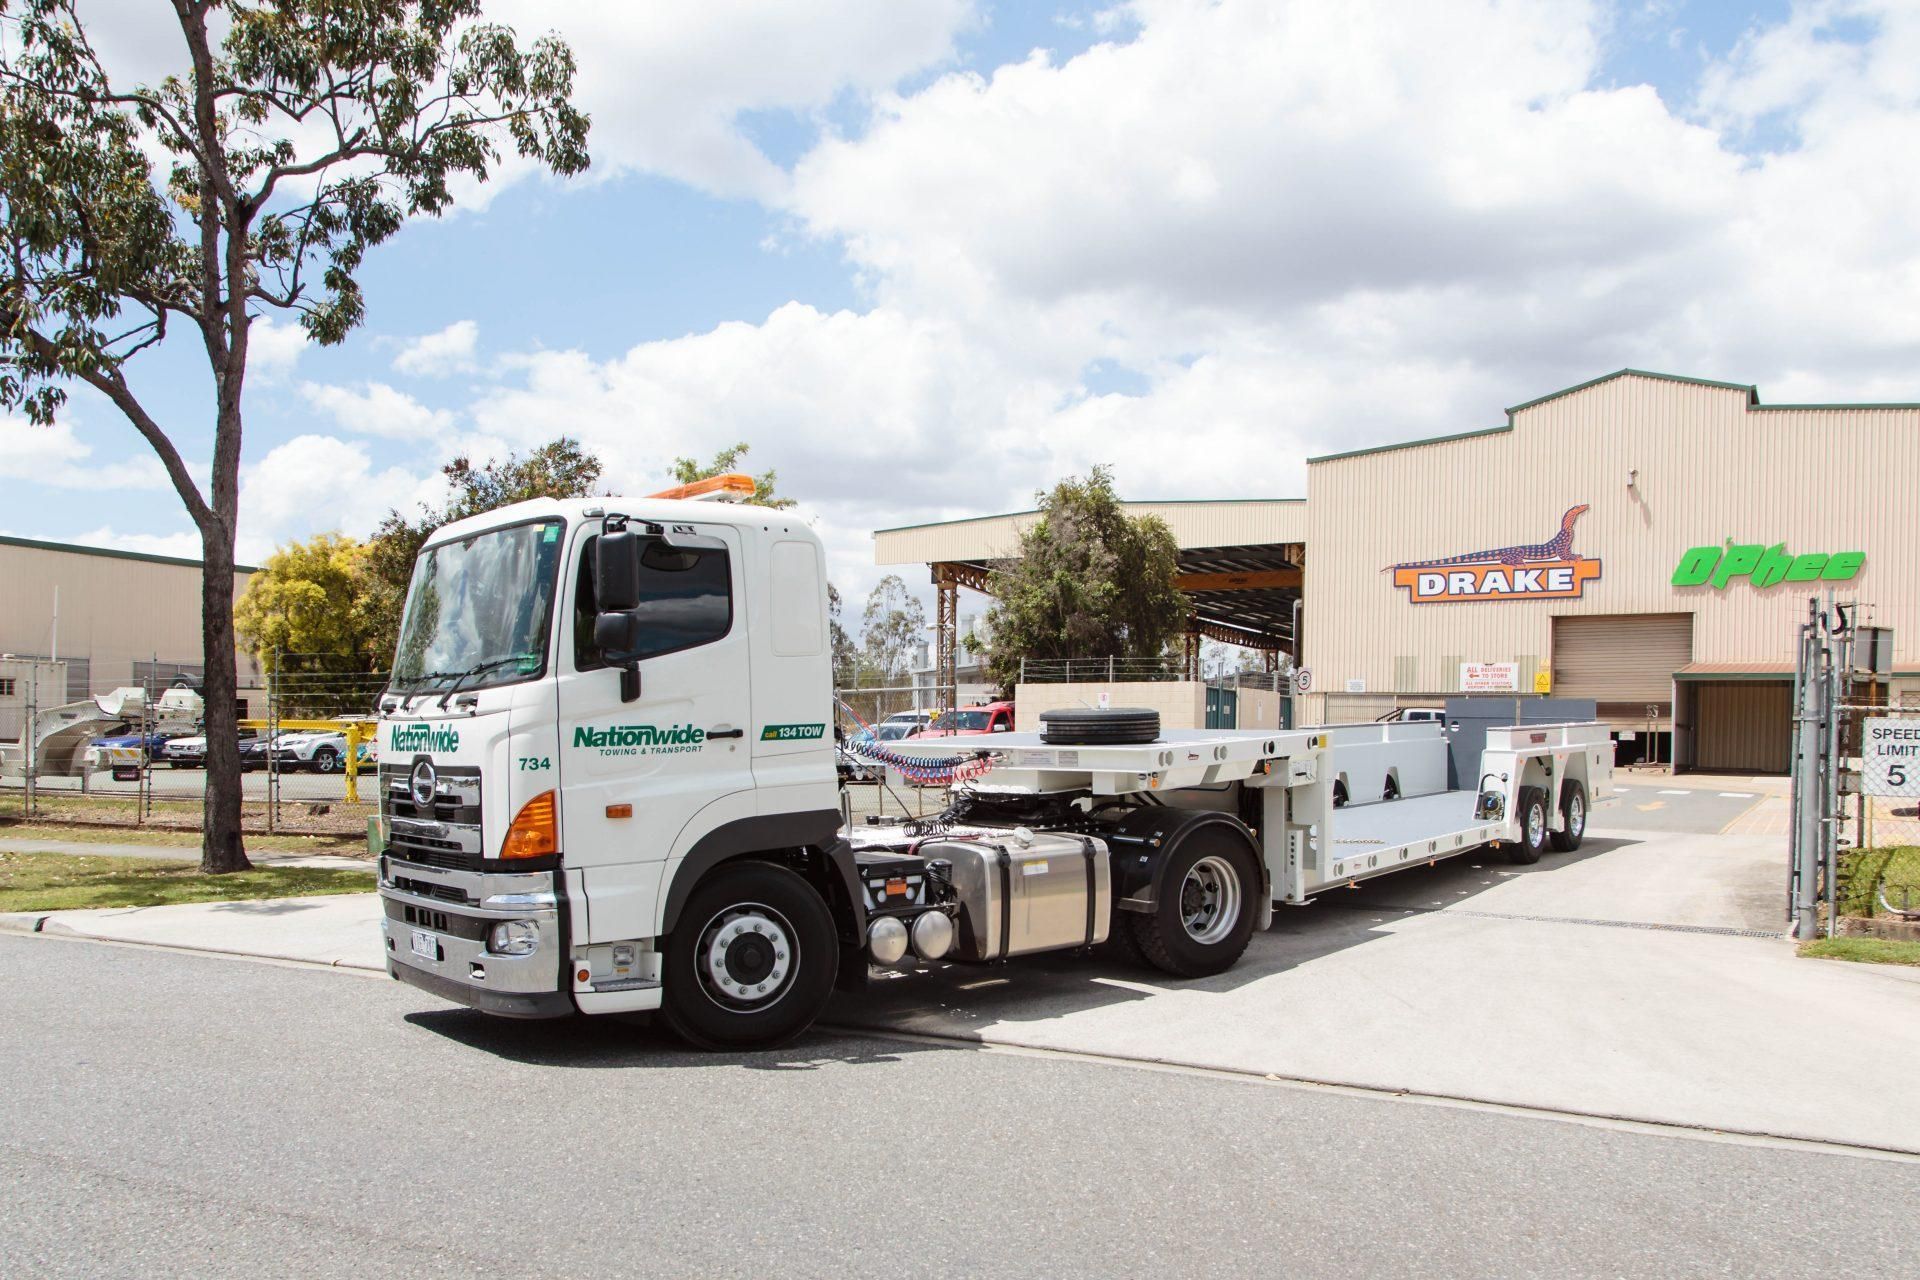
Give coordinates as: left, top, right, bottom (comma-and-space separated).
378, 859, 570, 1016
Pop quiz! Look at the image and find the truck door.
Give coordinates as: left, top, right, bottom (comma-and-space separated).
556, 522, 753, 942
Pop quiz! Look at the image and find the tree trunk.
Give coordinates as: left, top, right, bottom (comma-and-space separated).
199, 521, 251, 874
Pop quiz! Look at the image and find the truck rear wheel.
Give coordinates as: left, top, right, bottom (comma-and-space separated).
1507, 787, 1548, 864
661, 861, 837, 1051
1127, 835, 1258, 978
1550, 779, 1587, 852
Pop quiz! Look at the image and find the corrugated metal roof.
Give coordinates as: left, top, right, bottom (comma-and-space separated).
0, 532, 259, 574
873, 499, 1306, 566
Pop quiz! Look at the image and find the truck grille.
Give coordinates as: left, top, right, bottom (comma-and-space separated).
381, 763, 483, 870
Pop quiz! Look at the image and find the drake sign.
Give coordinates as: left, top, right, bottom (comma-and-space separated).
1390, 506, 1602, 604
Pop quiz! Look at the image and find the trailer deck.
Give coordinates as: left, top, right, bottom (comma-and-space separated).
1316, 790, 1505, 890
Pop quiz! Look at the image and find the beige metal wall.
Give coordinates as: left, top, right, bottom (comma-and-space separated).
0, 538, 258, 693
1303, 373, 1920, 694
1013, 681, 1207, 732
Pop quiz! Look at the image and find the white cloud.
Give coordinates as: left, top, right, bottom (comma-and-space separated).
247, 315, 309, 379
301, 381, 456, 439
238, 435, 442, 557
393, 320, 480, 377
0, 415, 170, 490
55, 526, 208, 561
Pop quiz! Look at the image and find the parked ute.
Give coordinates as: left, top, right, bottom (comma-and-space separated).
915, 700, 1015, 737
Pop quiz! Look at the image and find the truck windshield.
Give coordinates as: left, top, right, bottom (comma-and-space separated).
390, 519, 566, 694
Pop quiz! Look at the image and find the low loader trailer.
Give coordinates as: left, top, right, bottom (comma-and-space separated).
375, 482, 1612, 1049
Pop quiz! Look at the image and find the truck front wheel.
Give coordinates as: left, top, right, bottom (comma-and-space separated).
1128, 835, 1259, 978
661, 861, 838, 1051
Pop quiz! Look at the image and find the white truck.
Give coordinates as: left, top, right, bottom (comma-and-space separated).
375, 483, 1612, 1049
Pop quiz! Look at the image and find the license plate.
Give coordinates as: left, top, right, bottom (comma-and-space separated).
410, 929, 439, 961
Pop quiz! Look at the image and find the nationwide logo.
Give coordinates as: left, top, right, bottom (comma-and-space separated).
573, 723, 706, 756
390, 723, 461, 754
1388, 505, 1602, 604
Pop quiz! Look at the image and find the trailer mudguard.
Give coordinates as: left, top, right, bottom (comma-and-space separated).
1102, 807, 1267, 917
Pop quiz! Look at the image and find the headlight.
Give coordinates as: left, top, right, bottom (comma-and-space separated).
488, 920, 540, 956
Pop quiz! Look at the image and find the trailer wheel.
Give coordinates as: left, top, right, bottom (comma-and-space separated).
1507, 787, 1548, 865
660, 861, 837, 1051
1550, 779, 1587, 853
1128, 835, 1258, 978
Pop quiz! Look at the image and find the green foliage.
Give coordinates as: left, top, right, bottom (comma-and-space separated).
828, 582, 857, 682
671, 442, 793, 509
234, 531, 380, 672
365, 437, 603, 662
0, 0, 591, 420
1836, 846, 1920, 918
860, 574, 925, 682
984, 466, 1185, 687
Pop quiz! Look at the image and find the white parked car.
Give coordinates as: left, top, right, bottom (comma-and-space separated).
270, 730, 350, 773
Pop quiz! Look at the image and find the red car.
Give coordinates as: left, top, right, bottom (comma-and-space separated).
913, 701, 1016, 738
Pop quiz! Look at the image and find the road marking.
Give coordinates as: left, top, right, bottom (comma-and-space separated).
1718, 792, 1755, 799
1637, 801, 1666, 811
1659, 789, 1690, 796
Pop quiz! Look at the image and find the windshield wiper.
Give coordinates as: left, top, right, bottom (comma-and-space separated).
435, 655, 536, 709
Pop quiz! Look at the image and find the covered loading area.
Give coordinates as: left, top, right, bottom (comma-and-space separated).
872, 500, 1308, 722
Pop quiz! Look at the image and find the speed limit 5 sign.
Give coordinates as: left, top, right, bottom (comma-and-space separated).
1863, 717, 1920, 797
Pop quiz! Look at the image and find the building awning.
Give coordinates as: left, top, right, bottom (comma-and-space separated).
1674, 662, 1794, 681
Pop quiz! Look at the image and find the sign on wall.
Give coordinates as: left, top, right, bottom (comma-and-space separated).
1672, 542, 1864, 590
1862, 717, 1920, 798
1389, 505, 1601, 604
1460, 662, 1519, 693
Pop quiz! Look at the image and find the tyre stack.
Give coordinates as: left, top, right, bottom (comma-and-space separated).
1037, 707, 1161, 746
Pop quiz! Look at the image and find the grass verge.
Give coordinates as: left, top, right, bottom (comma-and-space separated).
1798, 936, 1920, 967
0, 851, 373, 913
0, 822, 364, 855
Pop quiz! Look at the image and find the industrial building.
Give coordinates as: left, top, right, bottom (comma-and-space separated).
0, 535, 259, 738
875, 369, 1919, 774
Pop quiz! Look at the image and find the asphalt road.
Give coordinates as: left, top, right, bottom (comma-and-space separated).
3, 935, 1915, 1279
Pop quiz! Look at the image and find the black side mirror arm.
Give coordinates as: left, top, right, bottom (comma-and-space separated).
619, 663, 640, 703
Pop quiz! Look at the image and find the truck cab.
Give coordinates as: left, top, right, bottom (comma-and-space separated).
376, 492, 853, 1046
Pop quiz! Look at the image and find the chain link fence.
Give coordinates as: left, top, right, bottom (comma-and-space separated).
1836, 698, 1920, 925
0, 657, 388, 841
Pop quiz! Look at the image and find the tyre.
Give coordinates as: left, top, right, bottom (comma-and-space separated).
1507, 786, 1548, 864
1038, 707, 1160, 746
1126, 833, 1259, 978
1332, 778, 1349, 808
660, 861, 838, 1051
1550, 779, 1587, 852
312, 746, 340, 774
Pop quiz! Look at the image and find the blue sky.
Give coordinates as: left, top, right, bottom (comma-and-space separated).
4, 0, 1912, 608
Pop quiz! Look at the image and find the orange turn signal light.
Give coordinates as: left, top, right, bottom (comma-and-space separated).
606, 803, 633, 819
500, 790, 558, 860
885, 877, 908, 897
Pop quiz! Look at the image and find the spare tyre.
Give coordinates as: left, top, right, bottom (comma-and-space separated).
1038, 707, 1160, 745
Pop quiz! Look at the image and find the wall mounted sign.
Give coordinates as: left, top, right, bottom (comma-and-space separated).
1390, 505, 1601, 604
1460, 662, 1519, 693
1671, 543, 1863, 590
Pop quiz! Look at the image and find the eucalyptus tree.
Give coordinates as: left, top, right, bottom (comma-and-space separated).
0, 1, 588, 870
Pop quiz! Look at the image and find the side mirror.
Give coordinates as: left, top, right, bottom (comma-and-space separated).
595, 525, 643, 612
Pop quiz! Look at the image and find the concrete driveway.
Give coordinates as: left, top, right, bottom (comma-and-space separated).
830, 793, 1920, 1153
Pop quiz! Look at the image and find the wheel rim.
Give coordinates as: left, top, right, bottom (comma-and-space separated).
696, 903, 798, 1012
1527, 802, 1545, 847
316, 750, 336, 772
1569, 792, 1585, 837
1179, 855, 1242, 945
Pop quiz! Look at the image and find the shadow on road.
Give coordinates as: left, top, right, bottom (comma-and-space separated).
402, 1006, 955, 1072
825, 834, 1640, 1037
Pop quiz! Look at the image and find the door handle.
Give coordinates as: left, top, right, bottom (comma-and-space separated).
706, 728, 745, 740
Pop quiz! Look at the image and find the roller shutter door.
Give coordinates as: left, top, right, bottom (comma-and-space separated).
1551, 614, 1692, 729
1691, 681, 1792, 774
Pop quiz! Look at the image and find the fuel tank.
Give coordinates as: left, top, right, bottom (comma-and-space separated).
913, 829, 1110, 961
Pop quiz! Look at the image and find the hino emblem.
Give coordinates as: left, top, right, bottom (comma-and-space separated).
409, 758, 438, 808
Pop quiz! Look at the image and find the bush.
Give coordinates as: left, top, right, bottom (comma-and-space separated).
1836, 846, 1920, 917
